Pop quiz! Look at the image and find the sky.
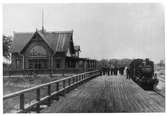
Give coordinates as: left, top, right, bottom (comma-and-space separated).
3, 3, 165, 63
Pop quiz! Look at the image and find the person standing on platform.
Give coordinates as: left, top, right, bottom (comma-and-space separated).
112, 68, 114, 75
101, 67, 105, 75
118, 67, 121, 75
114, 67, 116, 75
116, 67, 118, 75
108, 67, 110, 76
114, 67, 118, 75
120, 67, 125, 75
126, 68, 130, 79
103, 67, 105, 75
110, 67, 112, 75
100, 69, 103, 76
113, 67, 115, 75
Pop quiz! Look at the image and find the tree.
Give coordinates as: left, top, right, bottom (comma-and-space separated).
97, 58, 132, 69
3, 35, 12, 59
158, 60, 165, 67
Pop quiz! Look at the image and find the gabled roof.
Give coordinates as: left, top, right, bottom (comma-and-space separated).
10, 30, 74, 54
10, 32, 33, 53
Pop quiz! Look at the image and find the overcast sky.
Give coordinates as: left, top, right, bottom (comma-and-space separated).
3, 3, 165, 63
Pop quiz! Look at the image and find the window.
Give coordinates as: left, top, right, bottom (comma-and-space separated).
30, 45, 47, 56
16, 58, 20, 69
68, 61, 70, 68
56, 59, 61, 68
56, 63, 60, 68
29, 61, 33, 69
44, 61, 48, 69
28, 59, 48, 69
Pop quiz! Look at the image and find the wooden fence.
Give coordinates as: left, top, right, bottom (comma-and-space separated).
3, 70, 100, 113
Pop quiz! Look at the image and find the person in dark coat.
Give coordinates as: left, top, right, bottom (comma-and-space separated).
110, 68, 113, 75
116, 68, 118, 75
126, 68, 130, 79
119, 67, 122, 75
122, 67, 125, 75
119, 67, 125, 75
103, 68, 105, 75
113, 67, 116, 75
114, 67, 118, 75
108, 67, 110, 75
101, 67, 105, 75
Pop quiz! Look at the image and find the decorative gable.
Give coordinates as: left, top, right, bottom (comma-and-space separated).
21, 32, 53, 54
30, 45, 47, 57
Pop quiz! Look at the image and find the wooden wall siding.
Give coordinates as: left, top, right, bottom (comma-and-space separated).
11, 54, 23, 70
9, 37, 97, 73
53, 55, 65, 70
17, 34, 52, 70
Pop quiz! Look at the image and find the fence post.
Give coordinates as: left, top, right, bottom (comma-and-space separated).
54, 82, 59, 100
78, 75, 80, 82
63, 80, 65, 88
20, 93, 24, 111
79, 75, 81, 81
60, 80, 66, 96
36, 88, 40, 113
76, 76, 78, 83
73, 77, 75, 84
56, 82, 59, 91
48, 85, 51, 106
80, 75, 81, 81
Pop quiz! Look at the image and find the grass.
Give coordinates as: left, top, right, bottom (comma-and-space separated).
3, 74, 74, 95
3, 73, 74, 113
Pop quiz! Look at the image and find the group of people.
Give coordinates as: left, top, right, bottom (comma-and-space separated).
100, 66, 132, 80
126, 67, 131, 79
100, 67, 125, 76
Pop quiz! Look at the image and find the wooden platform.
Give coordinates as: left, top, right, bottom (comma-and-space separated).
42, 75, 165, 113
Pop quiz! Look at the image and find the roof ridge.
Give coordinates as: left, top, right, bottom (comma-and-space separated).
46, 30, 73, 33
14, 32, 34, 34
13, 30, 73, 34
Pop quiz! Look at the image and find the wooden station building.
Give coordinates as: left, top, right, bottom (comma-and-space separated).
9, 29, 96, 74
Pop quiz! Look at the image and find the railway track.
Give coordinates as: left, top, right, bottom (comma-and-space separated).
153, 76, 165, 98
131, 78, 165, 98
153, 89, 165, 98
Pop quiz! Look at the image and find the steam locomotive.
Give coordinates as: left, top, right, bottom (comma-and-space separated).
129, 58, 159, 90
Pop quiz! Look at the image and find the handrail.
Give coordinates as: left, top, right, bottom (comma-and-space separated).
3, 70, 100, 113
4, 70, 96, 99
